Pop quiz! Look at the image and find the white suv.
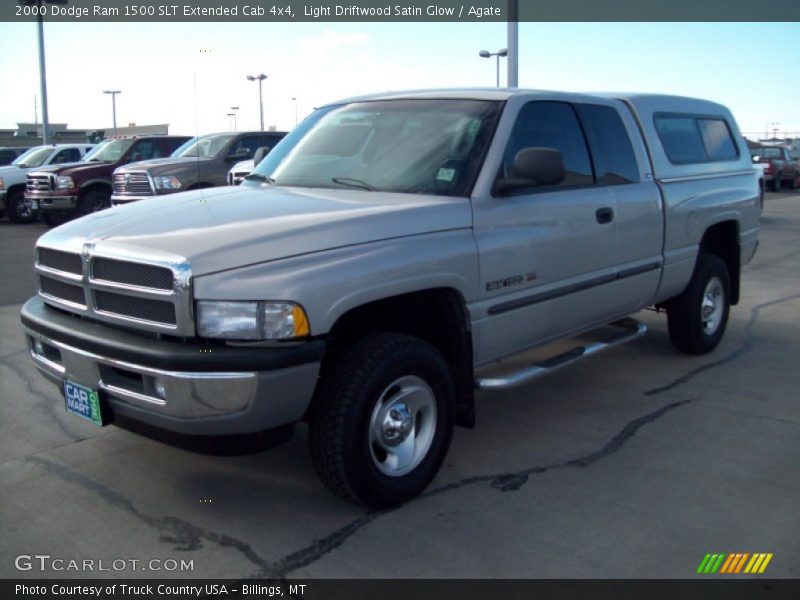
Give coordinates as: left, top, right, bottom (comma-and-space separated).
0, 144, 94, 223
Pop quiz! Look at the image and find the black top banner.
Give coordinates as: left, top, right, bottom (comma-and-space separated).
4, 0, 800, 22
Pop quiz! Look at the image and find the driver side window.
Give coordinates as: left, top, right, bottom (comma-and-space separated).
501, 101, 594, 190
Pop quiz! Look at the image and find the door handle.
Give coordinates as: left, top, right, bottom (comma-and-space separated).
596, 207, 614, 224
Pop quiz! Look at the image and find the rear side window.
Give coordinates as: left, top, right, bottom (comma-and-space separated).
577, 104, 640, 185
654, 114, 739, 164
502, 101, 594, 190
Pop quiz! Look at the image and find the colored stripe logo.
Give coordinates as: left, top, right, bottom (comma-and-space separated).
697, 553, 773, 574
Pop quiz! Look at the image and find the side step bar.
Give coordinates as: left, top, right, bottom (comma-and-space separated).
475, 318, 647, 391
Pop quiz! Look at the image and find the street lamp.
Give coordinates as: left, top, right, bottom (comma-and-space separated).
103, 90, 121, 136
20, 0, 69, 144
246, 74, 268, 131
230, 106, 239, 131
479, 48, 508, 88
226, 113, 235, 130
291, 97, 298, 127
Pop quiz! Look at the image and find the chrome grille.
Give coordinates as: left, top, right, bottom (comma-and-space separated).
230, 171, 249, 185
39, 276, 86, 307
94, 290, 176, 325
27, 174, 53, 192
38, 248, 82, 275
92, 258, 172, 290
113, 172, 153, 195
35, 246, 192, 335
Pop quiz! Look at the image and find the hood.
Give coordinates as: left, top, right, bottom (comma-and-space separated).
37, 185, 472, 276
117, 156, 212, 175
34, 161, 116, 178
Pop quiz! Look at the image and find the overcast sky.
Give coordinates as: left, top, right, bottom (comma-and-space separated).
0, 21, 797, 138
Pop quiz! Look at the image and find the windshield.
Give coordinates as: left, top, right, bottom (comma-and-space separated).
82, 140, 111, 161
252, 99, 501, 197
83, 139, 134, 162
12, 146, 52, 168
173, 134, 235, 158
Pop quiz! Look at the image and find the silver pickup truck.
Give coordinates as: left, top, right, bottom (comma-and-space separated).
21, 89, 760, 507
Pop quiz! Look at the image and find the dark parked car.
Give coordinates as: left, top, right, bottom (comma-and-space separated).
111, 131, 287, 204
26, 135, 191, 226
0, 147, 30, 166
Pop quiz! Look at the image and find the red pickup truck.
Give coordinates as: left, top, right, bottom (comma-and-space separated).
751, 145, 799, 192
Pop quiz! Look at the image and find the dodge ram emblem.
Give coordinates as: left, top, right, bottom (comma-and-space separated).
124, 173, 131, 192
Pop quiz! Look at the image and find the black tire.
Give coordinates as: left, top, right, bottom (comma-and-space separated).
41, 212, 70, 228
772, 174, 781, 192
788, 175, 797, 190
6, 188, 36, 224
667, 254, 731, 355
76, 190, 111, 217
308, 333, 456, 508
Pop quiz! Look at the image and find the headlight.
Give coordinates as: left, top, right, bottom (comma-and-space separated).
153, 176, 182, 190
56, 176, 74, 190
0, 177, 5, 190
197, 301, 310, 340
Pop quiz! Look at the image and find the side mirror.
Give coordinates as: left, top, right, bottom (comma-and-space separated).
253, 146, 271, 166
494, 147, 566, 195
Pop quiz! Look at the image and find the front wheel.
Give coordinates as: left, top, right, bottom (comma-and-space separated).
6, 189, 36, 224
309, 333, 456, 508
41, 212, 70, 228
76, 190, 111, 217
667, 254, 731, 355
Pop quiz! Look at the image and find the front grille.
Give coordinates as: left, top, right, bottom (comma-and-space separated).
94, 290, 176, 325
36, 249, 188, 333
27, 174, 53, 192
39, 276, 86, 306
231, 171, 249, 185
113, 172, 153, 195
38, 248, 82, 275
92, 258, 173, 290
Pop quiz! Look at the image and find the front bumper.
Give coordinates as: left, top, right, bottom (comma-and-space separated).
26, 194, 78, 212
21, 296, 323, 435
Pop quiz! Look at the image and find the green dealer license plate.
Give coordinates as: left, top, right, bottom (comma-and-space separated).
63, 380, 104, 426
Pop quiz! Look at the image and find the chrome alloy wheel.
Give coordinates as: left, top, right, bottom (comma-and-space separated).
368, 375, 437, 477
701, 276, 725, 335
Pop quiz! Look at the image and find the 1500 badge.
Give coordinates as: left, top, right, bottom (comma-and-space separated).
486, 272, 538, 292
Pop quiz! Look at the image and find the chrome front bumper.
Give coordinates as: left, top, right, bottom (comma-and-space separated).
22, 297, 323, 435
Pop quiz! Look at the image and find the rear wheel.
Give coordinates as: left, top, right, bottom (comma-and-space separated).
76, 190, 110, 217
667, 254, 731, 355
6, 189, 36, 224
309, 333, 456, 508
772, 174, 781, 192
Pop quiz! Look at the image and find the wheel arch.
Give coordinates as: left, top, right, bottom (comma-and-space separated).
699, 220, 740, 305
311, 287, 476, 429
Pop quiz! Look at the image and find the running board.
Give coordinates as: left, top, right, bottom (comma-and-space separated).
475, 318, 647, 391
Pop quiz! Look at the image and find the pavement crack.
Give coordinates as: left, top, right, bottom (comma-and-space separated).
24, 456, 273, 573
263, 397, 693, 578
644, 292, 800, 397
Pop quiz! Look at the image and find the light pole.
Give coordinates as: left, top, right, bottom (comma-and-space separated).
479, 48, 508, 87
103, 90, 121, 136
230, 106, 239, 131
246, 74, 267, 131
21, 0, 69, 144
291, 97, 298, 127
226, 113, 235, 130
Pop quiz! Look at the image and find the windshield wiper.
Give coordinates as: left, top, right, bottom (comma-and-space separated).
332, 177, 376, 191
244, 173, 275, 183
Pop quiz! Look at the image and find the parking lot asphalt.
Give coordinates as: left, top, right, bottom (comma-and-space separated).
1, 191, 799, 579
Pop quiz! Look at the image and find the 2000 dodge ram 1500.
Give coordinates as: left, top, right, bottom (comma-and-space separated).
21, 89, 760, 507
